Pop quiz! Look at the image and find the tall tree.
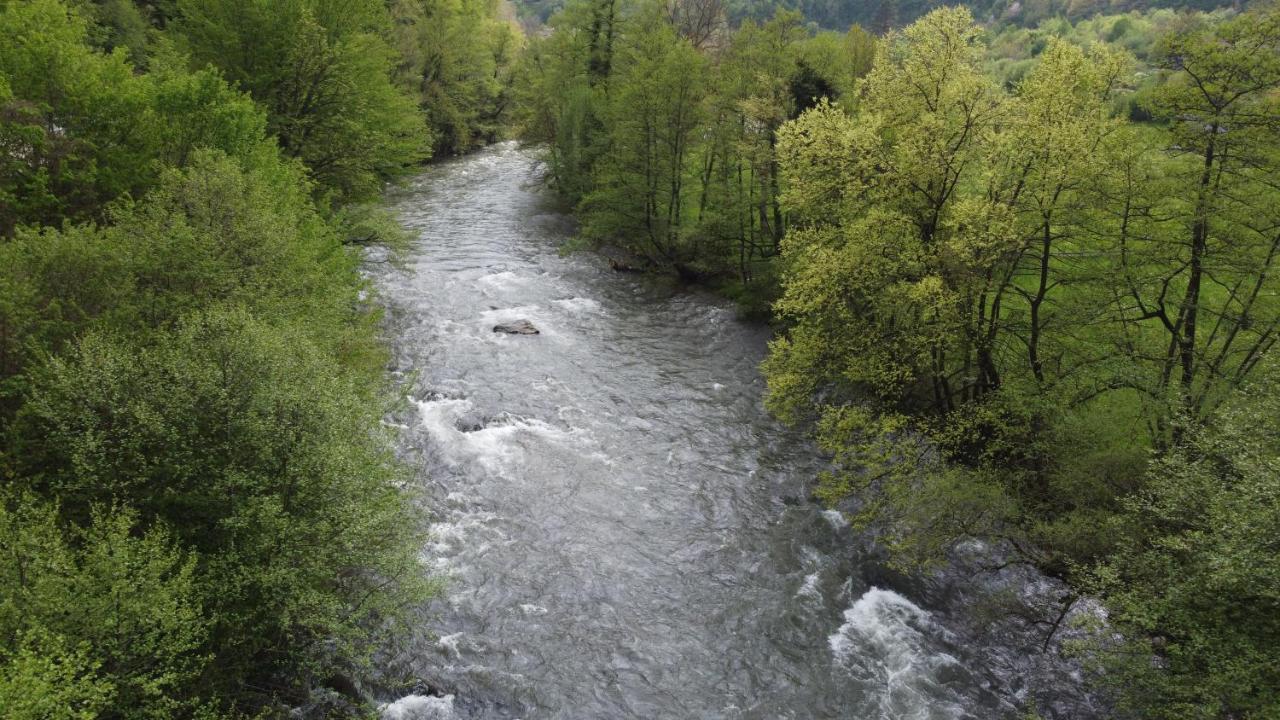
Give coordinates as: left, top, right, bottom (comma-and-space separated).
174, 0, 428, 203
580, 8, 707, 263
1106, 6, 1280, 425
388, 0, 521, 155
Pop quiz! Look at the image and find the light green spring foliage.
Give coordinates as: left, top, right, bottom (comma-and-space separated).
1, 147, 426, 715
579, 7, 708, 260
0, 0, 520, 222
172, 0, 520, 200
0, 0, 447, 715
11, 311, 429, 707
0, 151, 363, 387
719, 0, 1240, 32
770, 7, 1007, 418
513, 0, 874, 306
0, 0, 266, 233
987, 8, 1200, 67
766, 3, 1280, 715
0, 629, 113, 720
508, 0, 616, 203
67, 0, 151, 64
0, 501, 203, 719
1132, 8, 1280, 414
389, 0, 523, 156
0, 0, 152, 230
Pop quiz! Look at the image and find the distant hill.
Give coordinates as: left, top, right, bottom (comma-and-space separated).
727, 0, 1246, 30
514, 0, 1246, 30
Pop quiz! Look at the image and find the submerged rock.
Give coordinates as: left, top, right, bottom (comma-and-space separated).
492, 319, 539, 335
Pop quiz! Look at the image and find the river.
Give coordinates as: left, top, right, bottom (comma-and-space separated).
367, 143, 1096, 720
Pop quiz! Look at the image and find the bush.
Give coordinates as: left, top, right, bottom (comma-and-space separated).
11, 311, 431, 711
0, 498, 205, 719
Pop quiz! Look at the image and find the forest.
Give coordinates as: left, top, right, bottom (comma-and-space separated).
0, 0, 517, 716
512, 0, 1240, 34
2, 0, 1279, 717
516, 0, 1280, 717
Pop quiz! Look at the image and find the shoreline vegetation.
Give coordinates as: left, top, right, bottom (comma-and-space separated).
2, 0, 1278, 717
516, 0, 1280, 716
1, 0, 518, 716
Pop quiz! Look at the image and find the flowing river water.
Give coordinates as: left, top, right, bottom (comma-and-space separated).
367, 144, 1097, 720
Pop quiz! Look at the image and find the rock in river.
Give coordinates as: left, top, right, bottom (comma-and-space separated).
492, 319, 539, 335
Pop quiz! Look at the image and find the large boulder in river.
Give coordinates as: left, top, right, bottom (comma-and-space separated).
492, 319, 539, 335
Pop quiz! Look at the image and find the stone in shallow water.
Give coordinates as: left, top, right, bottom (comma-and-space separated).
492, 319, 539, 335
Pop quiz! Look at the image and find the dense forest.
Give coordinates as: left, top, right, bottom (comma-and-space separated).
4, 0, 1280, 717
517, 0, 1280, 717
0, 0, 517, 716
512, 0, 1245, 31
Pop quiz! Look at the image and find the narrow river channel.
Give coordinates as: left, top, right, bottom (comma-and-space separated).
367, 143, 1093, 720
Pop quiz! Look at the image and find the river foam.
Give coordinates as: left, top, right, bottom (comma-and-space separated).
830, 587, 968, 720
413, 396, 587, 473
379, 694, 457, 720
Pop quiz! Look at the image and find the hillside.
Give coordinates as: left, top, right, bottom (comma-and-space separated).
515, 0, 1247, 29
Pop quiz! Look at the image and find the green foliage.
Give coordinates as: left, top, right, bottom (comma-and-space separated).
718, 0, 1240, 31
70, 0, 153, 64
0, 0, 278, 234
516, 0, 867, 294
510, 0, 621, 202
0, 628, 113, 720
763, 2, 1280, 713
389, 0, 523, 155
0, 1, 457, 713
579, 8, 708, 260
173, 0, 429, 203
0, 0, 156, 231
0, 153, 428, 714
768, 7, 1014, 418
1087, 367, 1280, 718
0, 145, 428, 714
146, 61, 270, 171
11, 310, 429, 709
168, 0, 521, 197
0, 499, 204, 719
0, 151, 361, 393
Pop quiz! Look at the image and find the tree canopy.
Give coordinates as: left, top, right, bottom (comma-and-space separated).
521, 1, 1280, 715
0, 0, 516, 714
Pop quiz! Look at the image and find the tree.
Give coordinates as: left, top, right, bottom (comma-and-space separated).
69, 0, 152, 64
709, 12, 806, 263
0, 499, 205, 719
11, 311, 429, 712
389, 0, 522, 155
1, 146, 428, 713
0, 0, 276, 235
0, 0, 155, 232
174, 0, 428, 203
580, 8, 707, 264
0, 2, 434, 715
764, 12, 1135, 572
511, 0, 624, 204
1089, 360, 1280, 718
766, 7, 1006, 424
0, 151, 361, 407
664, 0, 726, 50
1105, 5, 1280, 426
